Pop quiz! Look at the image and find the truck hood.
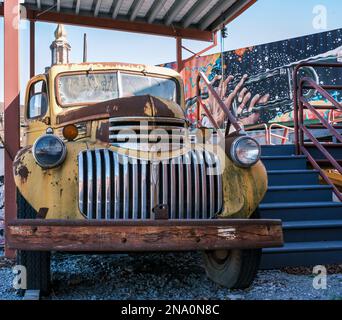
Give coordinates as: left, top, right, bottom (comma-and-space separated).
56, 95, 185, 125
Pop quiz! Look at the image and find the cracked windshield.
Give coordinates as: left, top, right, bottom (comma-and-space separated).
57, 72, 177, 106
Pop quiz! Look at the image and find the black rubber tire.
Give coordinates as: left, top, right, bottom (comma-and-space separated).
16, 191, 51, 296
202, 211, 262, 289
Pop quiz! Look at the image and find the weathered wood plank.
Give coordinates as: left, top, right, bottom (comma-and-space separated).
8, 219, 283, 252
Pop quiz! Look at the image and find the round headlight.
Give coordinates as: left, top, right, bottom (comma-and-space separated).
230, 136, 261, 167
33, 134, 67, 169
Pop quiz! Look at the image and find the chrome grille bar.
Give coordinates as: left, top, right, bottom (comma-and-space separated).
141, 160, 148, 219
205, 152, 215, 215
78, 149, 223, 220
162, 160, 168, 204
122, 155, 129, 219
197, 150, 207, 219
215, 154, 223, 214
86, 151, 93, 218
95, 150, 102, 220
150, 161, 160, 219
184, 153, 192, 220
178, 156, 184, 220
103, 150, 111, 220
113, 152, 120, 219
78, 151, 84, 214
170, 158, 176, 219
132, 158, 139, 220
192, 151, 200, 219
108, 117, 187, 150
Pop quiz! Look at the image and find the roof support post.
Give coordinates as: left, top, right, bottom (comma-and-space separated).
4, 0, 20, 258
176, 37, 183, 73
30, 20, 35, 78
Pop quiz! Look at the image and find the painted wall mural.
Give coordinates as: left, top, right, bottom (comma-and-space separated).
162, 28, 342, 127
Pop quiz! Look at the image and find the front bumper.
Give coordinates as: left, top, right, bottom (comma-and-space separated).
7, 219, 283, 252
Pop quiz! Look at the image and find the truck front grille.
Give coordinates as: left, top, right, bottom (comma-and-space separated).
78, 149, 223, 220
108, 117, 188, 150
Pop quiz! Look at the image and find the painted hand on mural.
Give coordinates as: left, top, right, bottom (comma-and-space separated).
202, 74, 270, 127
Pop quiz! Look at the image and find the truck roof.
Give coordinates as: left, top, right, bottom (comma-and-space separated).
47, 62, 181, 79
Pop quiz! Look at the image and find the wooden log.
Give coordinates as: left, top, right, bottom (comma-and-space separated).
7, 219, 283, 252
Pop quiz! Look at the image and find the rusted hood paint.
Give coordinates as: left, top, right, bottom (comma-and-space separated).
56, 95, 185, 125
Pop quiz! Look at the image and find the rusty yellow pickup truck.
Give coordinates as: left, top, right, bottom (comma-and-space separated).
10, 62, 282, 294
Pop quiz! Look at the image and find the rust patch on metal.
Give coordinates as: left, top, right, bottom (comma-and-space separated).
13, 147, 33, 183
96, 121, 109, 142
151, 97, 183, 118
56, 95, 185, 125
13, 146, 31, 170
37, 208, 49, 219
14, 163, 30, 184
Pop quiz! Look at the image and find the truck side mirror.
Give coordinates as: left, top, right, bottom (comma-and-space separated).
28, 92, 48, 119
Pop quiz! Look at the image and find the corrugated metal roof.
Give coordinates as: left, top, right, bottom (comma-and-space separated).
23, 0, 255, 34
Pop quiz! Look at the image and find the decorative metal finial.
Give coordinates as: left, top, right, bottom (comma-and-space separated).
50, 24, 71, 65
54, 24, 67, 41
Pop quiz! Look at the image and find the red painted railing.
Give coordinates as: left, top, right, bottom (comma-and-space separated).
294, 62, 342, 201
196, 71, 242, 134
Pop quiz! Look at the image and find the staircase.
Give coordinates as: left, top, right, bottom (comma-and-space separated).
259, 144, 342, 269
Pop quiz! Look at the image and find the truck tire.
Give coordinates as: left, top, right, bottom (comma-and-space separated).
16, 191, 51, 296
202, 211, 261, 289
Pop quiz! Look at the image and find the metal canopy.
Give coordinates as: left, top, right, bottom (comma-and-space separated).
15, 0, 256, 41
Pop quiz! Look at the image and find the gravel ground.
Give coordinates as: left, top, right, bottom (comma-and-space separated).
1, 251, 342, 300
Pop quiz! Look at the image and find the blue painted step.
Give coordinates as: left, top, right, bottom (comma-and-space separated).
259, 144, 342, 269
263, 185, 333, 203
267, 170, 320, 186
261, 155, 307, 170
305, 144, 342, 161
259, 201, 342, 221
261, 144, 296, 156
283, 220, 342, 242
261, 241, 342, 269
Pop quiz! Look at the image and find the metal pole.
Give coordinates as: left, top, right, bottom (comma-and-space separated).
176, 37, 183, 73
30, 20, 35, 78
83, 33, 87, 63
4, 0, 20, 259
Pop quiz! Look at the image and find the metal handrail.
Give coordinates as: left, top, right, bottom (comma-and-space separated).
244, 123, 294, 145
294, 63, 342, 201
293, 62, 342, 154
196, 71, 242, 134
245, 123, 270, 144
269, 123, 295, 145
329, 109, 342, 125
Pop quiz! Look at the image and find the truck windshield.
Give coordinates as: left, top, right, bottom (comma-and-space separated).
57, 73, 119, 106
120, 73, 177, 102
57, 72, 178, 106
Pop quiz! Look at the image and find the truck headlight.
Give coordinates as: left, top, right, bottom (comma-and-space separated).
33, 134, 67, 169
230, 136, 261, 167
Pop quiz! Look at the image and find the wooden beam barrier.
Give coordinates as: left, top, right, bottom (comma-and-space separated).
7, 219, 283, 252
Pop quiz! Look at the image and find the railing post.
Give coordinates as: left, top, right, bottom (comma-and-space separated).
4, 0, 20, 258
293, 66, 300, 154
197, 71, 242, 133
282, 128, 289, 145
176, 37, 183, 73
196, 74, 201, 127
296, 63, 342, 201
30, 20, 35, 78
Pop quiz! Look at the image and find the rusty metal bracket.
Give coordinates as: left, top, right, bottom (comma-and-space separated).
153, 204, 169, 220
